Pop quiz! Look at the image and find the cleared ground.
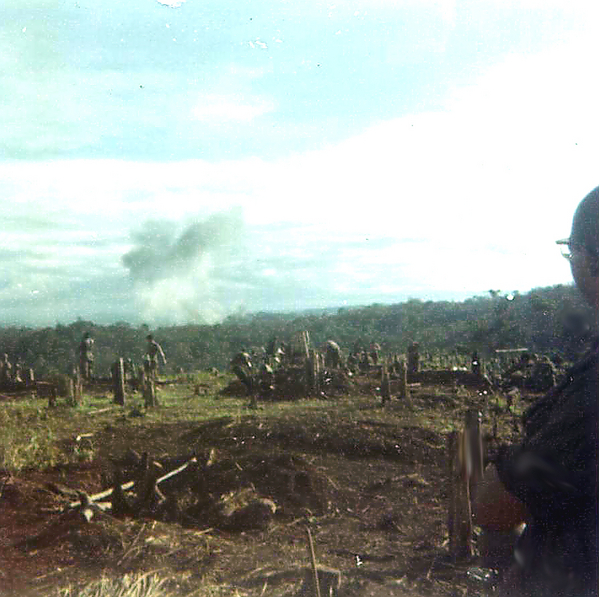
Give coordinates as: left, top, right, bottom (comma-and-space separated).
0, 372, 524, 597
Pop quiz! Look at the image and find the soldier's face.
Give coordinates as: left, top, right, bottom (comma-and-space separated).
569, 247, 599, 310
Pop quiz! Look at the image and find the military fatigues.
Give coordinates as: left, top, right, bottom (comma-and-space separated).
79, 337, 94, 380
0, 355, 12, 385
231, 352, 253, 396
324, 340, 342, 369
493, 338, 598, 596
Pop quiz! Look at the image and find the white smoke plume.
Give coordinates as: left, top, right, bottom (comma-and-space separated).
122, 208, 244, 324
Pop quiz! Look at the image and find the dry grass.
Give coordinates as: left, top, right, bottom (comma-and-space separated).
56, 573, 169, 597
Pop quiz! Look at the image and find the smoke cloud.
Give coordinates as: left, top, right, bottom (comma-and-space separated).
122, 208, 244, 324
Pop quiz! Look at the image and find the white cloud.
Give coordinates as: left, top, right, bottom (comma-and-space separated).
156, 0, 186, 7
192, 94, 275, 123
1, 30, 597, 323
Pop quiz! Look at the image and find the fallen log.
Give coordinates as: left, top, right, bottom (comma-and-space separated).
69, 457, 198, 508
88, 407, 115, 415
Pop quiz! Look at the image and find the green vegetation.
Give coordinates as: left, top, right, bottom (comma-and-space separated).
0, 404, 63, 471
0, 284, 593, 379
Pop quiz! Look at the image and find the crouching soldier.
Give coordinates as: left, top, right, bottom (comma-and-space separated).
324, 340, 342, 369
257, 362, 275, 399
231, 350, 254, 396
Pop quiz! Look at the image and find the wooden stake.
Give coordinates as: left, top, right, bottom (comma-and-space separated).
381, 366, 391, 405
112, 358, 125, 406
305, 526, 321, 597
143, 373, 157, 408
464, 409, 484, 485
397, 360, 411, 406
446, 430, 474, 559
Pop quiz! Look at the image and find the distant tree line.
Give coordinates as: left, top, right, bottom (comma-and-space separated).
0, 284, 595, 379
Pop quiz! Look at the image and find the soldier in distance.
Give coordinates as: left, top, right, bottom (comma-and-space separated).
79, 332, 94, 380
146, 334, 167, 378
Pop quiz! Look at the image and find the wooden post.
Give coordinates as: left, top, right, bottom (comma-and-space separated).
306, 350, 315, 396
305, 526, 322, 597
314, 351, 321, 396
143, 372, 157, 408
397, 360, 410, 404
381, 365, 391, 405
407, 341, 420, 380
71, 369, 83, 406
47, 384, 57, 408
292, 331, 310, 363
464, 409, 484, 486
447, 430, 474, 559
112, 358, 125, 406
306, 349, 320, 396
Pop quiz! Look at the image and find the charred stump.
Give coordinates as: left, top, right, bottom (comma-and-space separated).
112, 358, 126, 406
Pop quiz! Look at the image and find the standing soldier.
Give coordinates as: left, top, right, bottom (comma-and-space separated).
79, 332, 95, 381
347, 352, 358, 374
369, 341, 381, 366
353, 339, 364, 357
0, 353, 12, 385
359, 351, 371, 372
13, 360, 23, 383
146, 334, 167, 379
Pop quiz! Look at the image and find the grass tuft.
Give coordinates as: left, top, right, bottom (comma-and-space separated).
0, 405, 64, 472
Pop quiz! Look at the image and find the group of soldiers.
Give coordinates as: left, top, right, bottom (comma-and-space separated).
0, 353, 25, 386
229, 338, 560, 405
229, 336, 420, 406
345, 340, 420, 378
77, 332, 167, 383
496, 351, 557, 392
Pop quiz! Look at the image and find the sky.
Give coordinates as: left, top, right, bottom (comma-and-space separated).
1, 0, 598, 327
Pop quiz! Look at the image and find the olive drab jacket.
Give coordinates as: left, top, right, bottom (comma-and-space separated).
494, 338, 599, 596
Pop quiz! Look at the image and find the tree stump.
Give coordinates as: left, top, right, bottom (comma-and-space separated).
143, 372, 157, 408
447, 430, 474, 559
306, 349, 321, 396
407, 341, 420, 380
397, 360, 410, 405
464, 409, 484, 486
71, 369, 83, 406
381, 366, 391, 405
112, 358, 125, 406
291, 330, 311, 363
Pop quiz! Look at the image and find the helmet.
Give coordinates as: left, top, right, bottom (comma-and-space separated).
571, 186, 599, 257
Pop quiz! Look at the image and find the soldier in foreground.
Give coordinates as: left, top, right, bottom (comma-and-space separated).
474, 187, 599, 596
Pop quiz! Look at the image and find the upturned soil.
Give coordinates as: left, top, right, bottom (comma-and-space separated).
0, 376, 524, 597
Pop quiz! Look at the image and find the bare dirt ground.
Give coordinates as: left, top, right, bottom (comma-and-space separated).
0, 377, 524, 597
